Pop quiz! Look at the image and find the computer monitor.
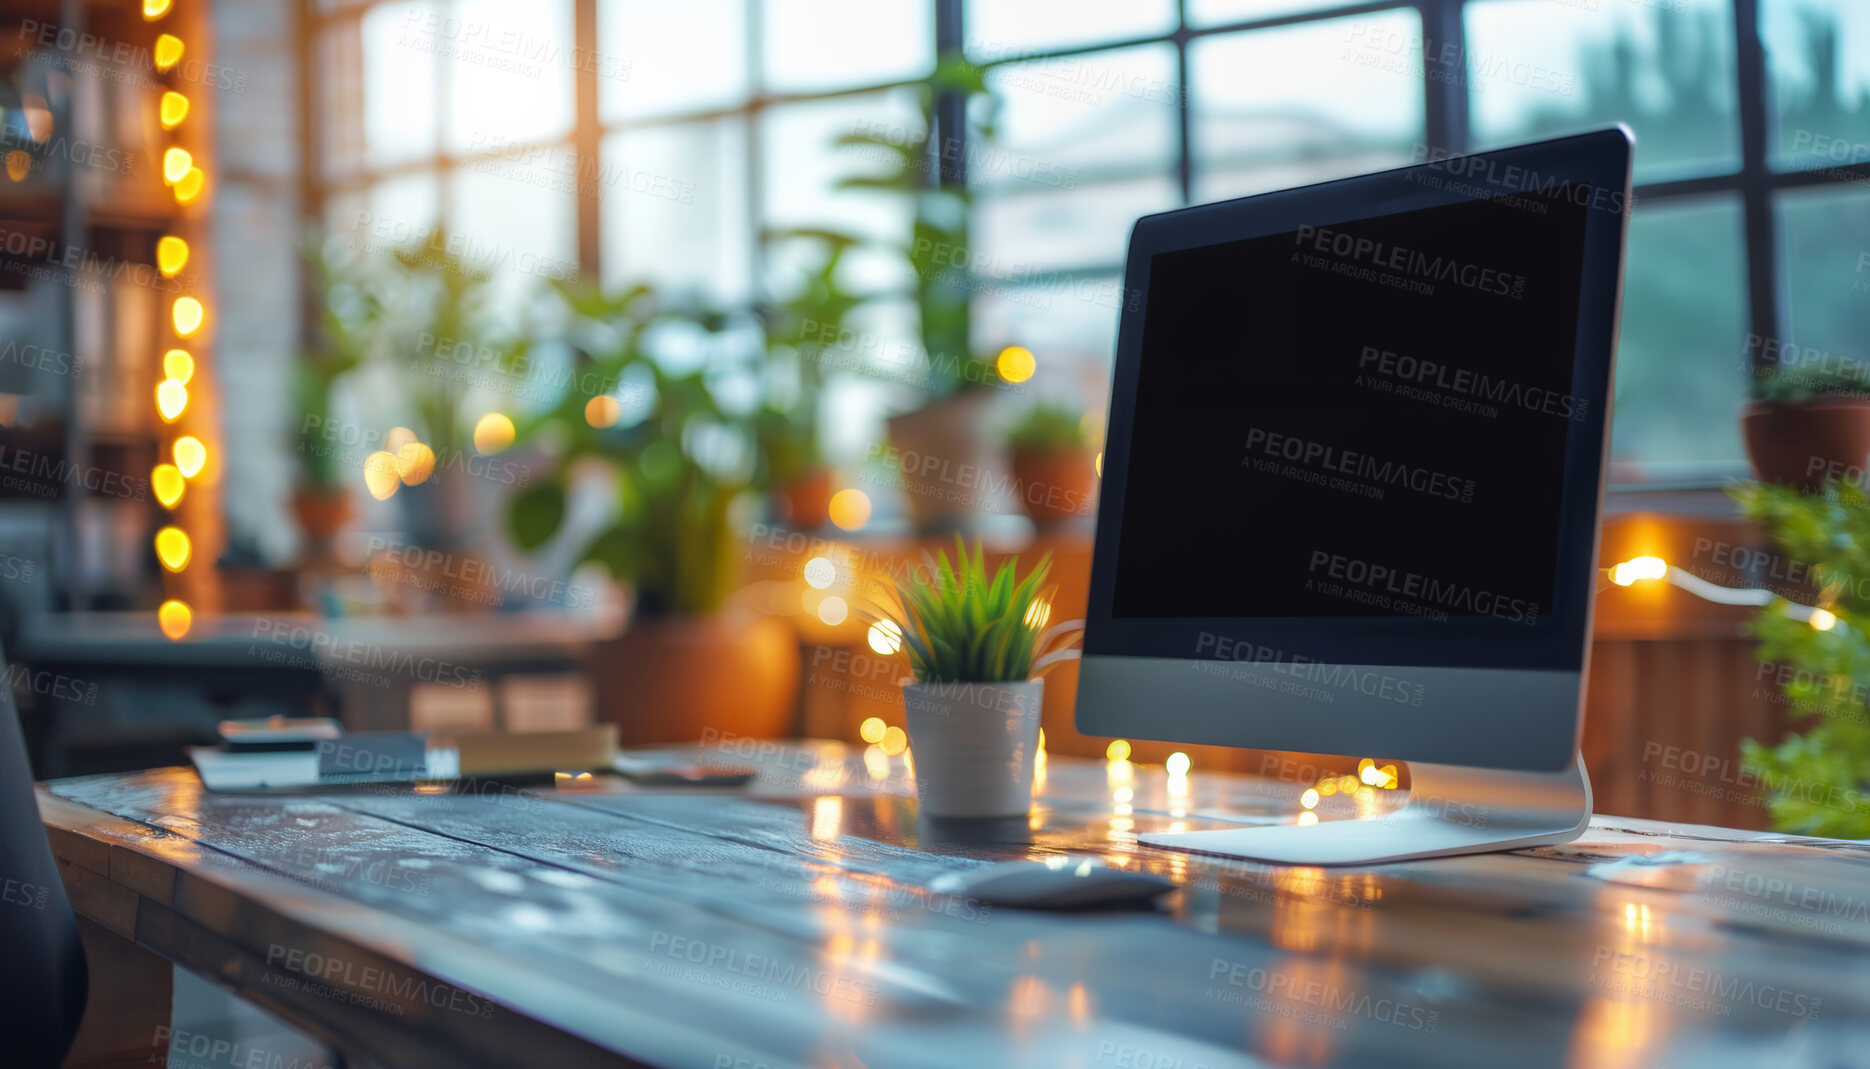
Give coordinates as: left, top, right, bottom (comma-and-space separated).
1076, 128, 1633, 864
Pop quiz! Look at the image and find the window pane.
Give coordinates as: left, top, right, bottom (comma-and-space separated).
761, 90, 921, 245
1189, 1, 1352, 27
1609, 196, 1748, 485
599, 0, 748, 122
966, 0, 1175, 59
451, 162, 579, 329
761, 0, 932, 94
982, 44, 1179, 184
1466, 0, 1738, 182
1191, 13, 1425, 202
1777, 187, 1870, 371
1763, 0, 1870, 171
972, 271, 1124, 372
603, 120, 751, 304
976, 176, 1179, 272
336, 2, 433, 172
441, 0, 575, 155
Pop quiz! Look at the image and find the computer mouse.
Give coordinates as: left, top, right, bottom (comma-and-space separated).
927, 857, 1178, 911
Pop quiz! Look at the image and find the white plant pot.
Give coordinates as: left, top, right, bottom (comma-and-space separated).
902, 678, 1044, 818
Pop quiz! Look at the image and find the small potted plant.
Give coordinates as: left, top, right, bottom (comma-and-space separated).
890, 539, 1070, 818
1006, 402, 1098, 527
1743, 365, 1870, 492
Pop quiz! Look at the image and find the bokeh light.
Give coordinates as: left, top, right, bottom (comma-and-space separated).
828, 488, 871, 530
473, 412, 515, 454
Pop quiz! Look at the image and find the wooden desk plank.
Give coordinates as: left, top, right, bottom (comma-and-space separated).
39, 758, 1870, 1069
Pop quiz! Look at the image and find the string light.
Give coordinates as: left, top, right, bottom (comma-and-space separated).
143, 0, 173, 20
159, 92, 189, 130
173, 436, 206, 478
158, 599, 192, 639
151, 464, 185, 508
1607, 556, 1840, 630
162, 147, 192, 184
156, 236, 189, 277
153, 35, 184, 72
172, 297, 203, 336
154, 526, 191, 571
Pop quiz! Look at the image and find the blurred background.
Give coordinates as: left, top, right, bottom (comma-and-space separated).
2, 0, 1868, 831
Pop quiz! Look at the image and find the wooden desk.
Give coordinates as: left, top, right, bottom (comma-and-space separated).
37, 749, 1870, 1068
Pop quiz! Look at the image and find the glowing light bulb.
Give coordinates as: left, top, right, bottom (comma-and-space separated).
880, 726, 908, 756
163, 349, 194, 383
473, 412, 515, 454
143, 0, 173, 20
155, 378, 188, 421
1024, 598, 1052, 630
1094, 451, 1103, 477
859, 717, 886, 744
867, 619, 903, 655
1811, 608, 1839, 631
385, 426, 417, 453
1301, 788, 1320, 810
172, 297, 203, 337
159, 91, 189, 129
154, 526, 191, 571
172, 436, 206, 478
153, 34, 184, 72
585, 395, 621, 428
162, 147, 192, 184
151, 463, 185, 508
4, 151, 28, 183
156, 236, 188, 277
158, 599, 192, 639
817, 595, 849, 626
1166, 752, 1191, 777
828, 488, 871, 531
174, 167, 205, 204
803, 556, 835, 590
395, 441, 435, 485
1105, 739, 1131, 761
363, 452, 401, 500
996, 345, 1035, 384
1609, 556, 1668, 587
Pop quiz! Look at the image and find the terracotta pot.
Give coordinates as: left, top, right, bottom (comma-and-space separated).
292, 487, 355, 541
903, 678, 1043, 818
774, 467, 833, 530
1010, 448, 1098, 526
1743, 398, 1870, 492
886, 389, 1009, 531
595, 613, 800, 746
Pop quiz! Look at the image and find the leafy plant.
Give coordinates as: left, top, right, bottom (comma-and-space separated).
1007, 403, 1089, 455
1732, 478, 1870, 837
1749, 364, 1870, 405
505, 282, 763, 618
818, 56, 1005, 400
891, 537, 1056, 684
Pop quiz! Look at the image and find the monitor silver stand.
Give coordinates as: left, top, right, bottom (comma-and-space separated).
1138, 754, 1591, 865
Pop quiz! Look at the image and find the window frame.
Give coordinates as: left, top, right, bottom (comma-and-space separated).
302, 0, 1870, 491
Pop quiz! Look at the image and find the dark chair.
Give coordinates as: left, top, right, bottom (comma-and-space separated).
0, 634, 88, 1066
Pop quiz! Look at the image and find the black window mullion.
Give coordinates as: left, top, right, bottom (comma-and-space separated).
1734, 0, 1779, 369
1174, 0, 1192, 203
1423, 0, 1467, 154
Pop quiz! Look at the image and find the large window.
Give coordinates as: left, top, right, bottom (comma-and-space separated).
308, 0, 1870, 489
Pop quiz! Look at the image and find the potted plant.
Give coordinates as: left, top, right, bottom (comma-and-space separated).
827, 58, 1013, 530
506, 282, 797, 744
292, 238, 369, 553
889, 539, 1075, 818
1006, 402, 1098, 527
1743, 365, 1870, 492
1732, 479, 1870, 837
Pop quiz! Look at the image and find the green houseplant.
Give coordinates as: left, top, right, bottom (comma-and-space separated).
1005, 402, 1098, 527
1733, 478, 1870, 838
505, 281, 796, 743
1742, 364, 1870, 493
889, 538, 1072, 817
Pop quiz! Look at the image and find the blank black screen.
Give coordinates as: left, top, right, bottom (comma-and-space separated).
1113, 186, 1592, 623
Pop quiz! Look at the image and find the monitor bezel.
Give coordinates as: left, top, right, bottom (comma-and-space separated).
1078, 128, 1632, 770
